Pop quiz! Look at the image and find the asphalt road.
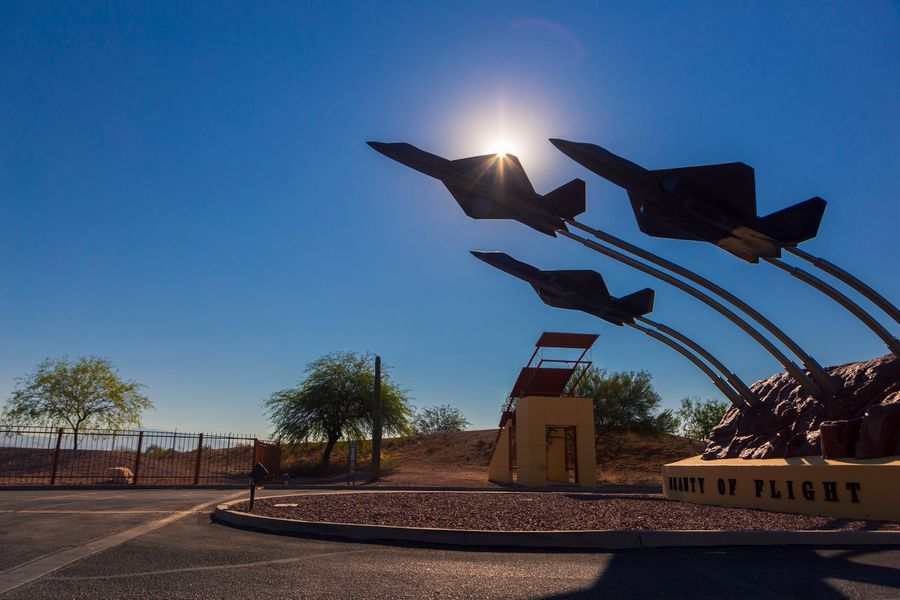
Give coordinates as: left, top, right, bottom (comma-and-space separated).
0, 489, 899, 599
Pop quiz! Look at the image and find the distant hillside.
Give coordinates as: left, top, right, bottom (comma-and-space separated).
281, 429, 704, 487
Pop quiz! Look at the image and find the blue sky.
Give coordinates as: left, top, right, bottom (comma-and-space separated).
1, 2, 898, 436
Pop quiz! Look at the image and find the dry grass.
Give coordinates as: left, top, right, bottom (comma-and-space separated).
594, 430, 705, 485
280, 429, 704, 487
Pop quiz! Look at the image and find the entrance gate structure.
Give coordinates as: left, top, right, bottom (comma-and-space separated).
489, 332, 598, 487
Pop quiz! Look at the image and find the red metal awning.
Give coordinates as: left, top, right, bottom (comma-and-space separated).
505, 332, 599, 400
498, 332, 599, 427
535, 332, 599, 349
510, 367, 577, 399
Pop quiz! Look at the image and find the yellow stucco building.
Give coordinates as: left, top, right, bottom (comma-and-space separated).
488, 333, 599, 487
489, 395, 597, 487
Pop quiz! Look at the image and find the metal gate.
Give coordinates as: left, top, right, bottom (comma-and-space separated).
0, 426, 280, 486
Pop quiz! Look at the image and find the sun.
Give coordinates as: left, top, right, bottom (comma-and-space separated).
485, 137, 521, 158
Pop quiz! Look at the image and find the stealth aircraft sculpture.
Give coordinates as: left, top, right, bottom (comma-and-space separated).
367, 142, 585, 236
549, 139, 824, 263
470, 251, 654, 325
471, 251, 755, 408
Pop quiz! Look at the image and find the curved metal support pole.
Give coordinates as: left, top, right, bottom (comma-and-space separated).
635, 316, 758, 406
764, 258, 900, 355
785, 246, 900, 326
565, 220, 838, 396
627, 323, 746, 409
557, 229, 825, 399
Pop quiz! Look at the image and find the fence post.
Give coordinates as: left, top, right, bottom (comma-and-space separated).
49, 428, 63, 485
193, 433, 204, 486
133, 431, 144, 485
253, 438, 259, 464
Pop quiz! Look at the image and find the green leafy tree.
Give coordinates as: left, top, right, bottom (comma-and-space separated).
265, 351, 412, 471
3, 356, 153, 450
571, 367, 678, 436
414, 404, 470, 434
677, 397, 730, 442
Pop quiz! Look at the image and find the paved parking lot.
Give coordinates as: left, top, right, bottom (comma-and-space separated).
0, 489, 899, 598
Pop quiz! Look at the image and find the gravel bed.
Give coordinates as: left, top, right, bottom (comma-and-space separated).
234, 492, 900, 531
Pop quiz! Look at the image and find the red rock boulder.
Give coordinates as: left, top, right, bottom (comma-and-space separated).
703, 354, 899, 460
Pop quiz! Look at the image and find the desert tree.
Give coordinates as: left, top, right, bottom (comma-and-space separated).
265, 351, 412, 471
677, 397, 729, 442
413, 404, 470, 434
3, 356, 153, 450
571, 367, 678, 436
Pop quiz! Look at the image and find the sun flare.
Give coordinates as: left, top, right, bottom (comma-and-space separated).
440, 92, 566, 178
485, 137, 520, 158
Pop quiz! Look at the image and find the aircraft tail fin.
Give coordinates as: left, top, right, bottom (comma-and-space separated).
759, 197, 826, 245
544, 178, 586, 219
613, 288, 655, 318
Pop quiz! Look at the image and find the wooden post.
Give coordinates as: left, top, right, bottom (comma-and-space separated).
371, 355, 382, 481
133, 431, 144, 485
49, 428, 63, 485
193, 433, 204, 486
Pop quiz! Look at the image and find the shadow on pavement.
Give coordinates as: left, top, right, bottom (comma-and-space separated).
541, 547, 900, 599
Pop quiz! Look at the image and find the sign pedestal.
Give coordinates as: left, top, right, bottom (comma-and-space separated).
662, 455, 900, 521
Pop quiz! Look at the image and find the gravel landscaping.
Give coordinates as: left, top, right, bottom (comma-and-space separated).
233, 492, 900, 532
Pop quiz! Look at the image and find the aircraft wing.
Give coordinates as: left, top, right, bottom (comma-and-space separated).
450, 154, 501, 180
544, 269, 611, 306
533, 286, 624, 325
629, 194, 706, 241
534, 287, 582, 313
454, 191, 513, 220
650, 162, 757, 219
450, 154, 536, 196
497, 154, 537, 197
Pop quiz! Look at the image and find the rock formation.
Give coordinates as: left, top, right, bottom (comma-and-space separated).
703, 354, 899, 460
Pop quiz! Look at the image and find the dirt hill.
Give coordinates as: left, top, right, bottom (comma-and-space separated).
281, 429, 704, 487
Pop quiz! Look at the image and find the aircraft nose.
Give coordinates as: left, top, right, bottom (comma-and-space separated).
366, 140, 393, 154
548, 138, 572, 149
549, 138, 598, 160
470, 251, 509, 266
548, 138, 580, 152
366, 140, 419, 165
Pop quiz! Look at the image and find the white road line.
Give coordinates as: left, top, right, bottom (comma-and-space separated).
0, 510, 173, 514
0, 491, 243, 596
0, 493, 86, 505
50, 549, 371, 581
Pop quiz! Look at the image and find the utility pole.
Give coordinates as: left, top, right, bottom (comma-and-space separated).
370, 355, 382, 482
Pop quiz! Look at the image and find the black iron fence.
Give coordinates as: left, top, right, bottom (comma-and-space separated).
0, 426, 281, 486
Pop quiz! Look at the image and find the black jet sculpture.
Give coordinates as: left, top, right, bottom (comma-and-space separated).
471, 251, 755, 409
551, 139, 899, 354
366, 142, 585, 236
549, 139, 823, 262
369, 141, 835, 399
472, 250, 655, 325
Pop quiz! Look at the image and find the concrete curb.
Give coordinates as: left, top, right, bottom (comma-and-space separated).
0, 484, 248, 491
272, 484, 663, 494
211, 497, 900, 550
0, 483, 662, 494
